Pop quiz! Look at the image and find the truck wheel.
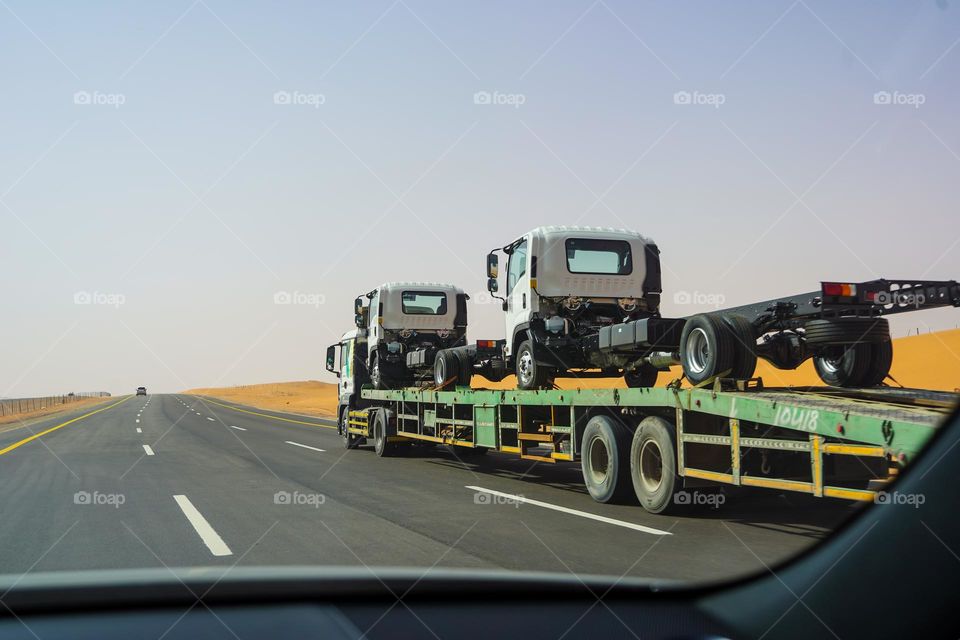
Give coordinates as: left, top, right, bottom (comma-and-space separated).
630, 416, 679, 514
624, 364, 658, 388
804, 318, 889, 345
680, 314, 736, 385
813, 344, 872, 387
370, 353, 391, 390
433, 350, 459, 388
860, 340, 893, 387
580, 415, 633, 503
340, 407, 360, 449
721, 315, 758, 380
516, 340, 552, 390
372, 409, 395, 457
453, 350, 473, 387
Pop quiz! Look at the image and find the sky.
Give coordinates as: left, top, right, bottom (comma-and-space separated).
1, 0, 959, 396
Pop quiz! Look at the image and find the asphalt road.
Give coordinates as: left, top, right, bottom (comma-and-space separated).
0, 394, 862, 583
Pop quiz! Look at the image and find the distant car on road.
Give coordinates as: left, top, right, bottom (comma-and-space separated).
136, 387, 147, 396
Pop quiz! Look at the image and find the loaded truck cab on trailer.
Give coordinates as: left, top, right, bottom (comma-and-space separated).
429, 226, 960, 390
353, 282, 469, 389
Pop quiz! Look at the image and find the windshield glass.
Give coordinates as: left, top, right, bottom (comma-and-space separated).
1, 0, 957, 599
401, 291, 448, 315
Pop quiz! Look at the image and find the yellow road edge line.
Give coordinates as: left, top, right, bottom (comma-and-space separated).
0, 395, 132, 456
191, 396, 336, 429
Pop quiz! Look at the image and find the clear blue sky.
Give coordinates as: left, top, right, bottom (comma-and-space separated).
2, 1, 959, 395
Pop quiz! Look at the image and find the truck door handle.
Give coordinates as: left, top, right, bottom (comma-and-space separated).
522, 293, 526, 309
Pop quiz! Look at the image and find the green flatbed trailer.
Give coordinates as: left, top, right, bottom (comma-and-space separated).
348, 382, 957, 513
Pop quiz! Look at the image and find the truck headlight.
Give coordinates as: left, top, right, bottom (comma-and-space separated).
617, 297, 638, 312
563, 296, 582, 311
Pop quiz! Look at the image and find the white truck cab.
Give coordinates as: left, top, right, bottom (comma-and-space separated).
356, 282, 469, 389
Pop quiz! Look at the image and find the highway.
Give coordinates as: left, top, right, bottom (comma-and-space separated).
0, 394, 858, 582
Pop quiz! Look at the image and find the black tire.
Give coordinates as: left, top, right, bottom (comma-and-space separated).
859, 340, 893, 387
624, 364, 659, 388
804, 318, 890, 345
453, 350, 473, 387
515, 340, 552, 390
679, 314, 736, 385
813, 343, 873, 387
721, 314, 758, 380
630, 416, 680, 514
370, 352, 391, 390
372, 409, 395, 457
340, 406, 360, 449
434, 350, 459, 388
580, 415, 633, 503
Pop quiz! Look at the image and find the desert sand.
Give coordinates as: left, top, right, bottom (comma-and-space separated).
185, 329, 960, 415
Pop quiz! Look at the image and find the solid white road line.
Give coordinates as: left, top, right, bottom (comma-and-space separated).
285, 440, 325, 453
465, 486, 673, 536
142, 445, 155, 456
136, 428, 142, 433
229, 425, 246, 431
173, 495, 233, 557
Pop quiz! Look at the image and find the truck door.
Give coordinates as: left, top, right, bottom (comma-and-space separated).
504, 237, 530, 356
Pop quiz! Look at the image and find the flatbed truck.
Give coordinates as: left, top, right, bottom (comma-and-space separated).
333, 377, 957, 514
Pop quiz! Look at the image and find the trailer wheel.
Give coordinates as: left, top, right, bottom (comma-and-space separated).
624, 364, 658, 388
580, 415, 633, 503
720, 314, 758, 380
433, 350, 459, 388
630, 416, 679, 514
860, 340, 893, 387
516, 340, 552, 390
813, 344, 872, 387
372, 409, 395, 457
804, 318, 890, 345
680, 314, 736, 385
340, 406, 360, 449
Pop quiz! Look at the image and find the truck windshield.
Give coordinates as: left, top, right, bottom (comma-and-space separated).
401, 291, 448, 315
565, 238, 633, 275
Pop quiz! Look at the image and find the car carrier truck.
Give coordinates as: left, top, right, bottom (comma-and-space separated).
428, 226, 960, 391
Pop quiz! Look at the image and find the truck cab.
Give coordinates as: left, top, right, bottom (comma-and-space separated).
356, 282, 469, 389
485, 226, 669, 388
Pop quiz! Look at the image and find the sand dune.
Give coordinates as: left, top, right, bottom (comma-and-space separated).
186, 329, 960, 415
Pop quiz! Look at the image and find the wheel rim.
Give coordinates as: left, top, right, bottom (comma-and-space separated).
639, 438, 663, 494
372, 359, 381, 385
587, 437, 609, 486
435, 357, 446, 386
686, 327, 710, 375
517, 349, 534, 386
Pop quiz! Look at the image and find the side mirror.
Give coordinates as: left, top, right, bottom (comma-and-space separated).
325, 345, 339, 377
354, 313, 364, 328
486, 252, 498, 279
487, 277, 498, 293
354, 297, 364, 315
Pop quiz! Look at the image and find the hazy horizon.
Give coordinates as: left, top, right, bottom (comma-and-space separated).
3, 1, 959, 395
